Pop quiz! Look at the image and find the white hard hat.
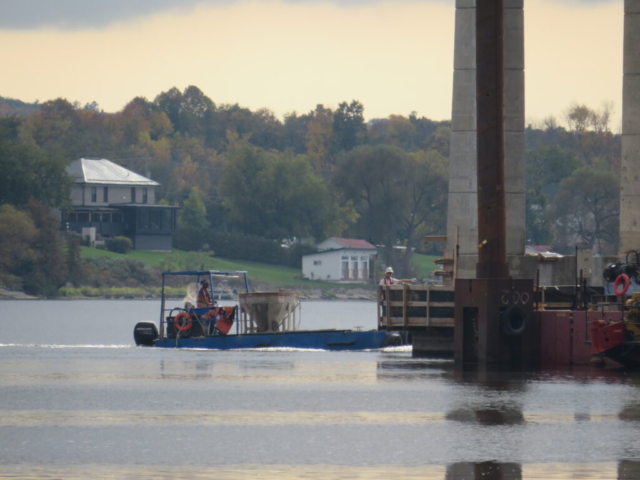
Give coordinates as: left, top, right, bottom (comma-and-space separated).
385, 267, 394, 274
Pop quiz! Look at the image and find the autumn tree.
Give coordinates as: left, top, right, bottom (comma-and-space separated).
305, 105, 334, 173
368, 115, 417, 150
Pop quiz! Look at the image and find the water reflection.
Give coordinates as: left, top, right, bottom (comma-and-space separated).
451, 363, 530, 392
618, 403, 640, 421
446, 462, 522, 480
446, 405, 524, 425
618, 460, 640, 479
376, 358, 451, 382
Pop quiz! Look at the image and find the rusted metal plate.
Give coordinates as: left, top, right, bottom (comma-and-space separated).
571, 311, 592, 365
475, 0, 508, 279
538, 311, 557, 368
554, 312, 572, 367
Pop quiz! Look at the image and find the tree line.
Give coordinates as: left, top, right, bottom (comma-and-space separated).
0, 88, 622, 295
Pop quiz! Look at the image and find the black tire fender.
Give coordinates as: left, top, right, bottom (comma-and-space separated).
500, 306, 528, 336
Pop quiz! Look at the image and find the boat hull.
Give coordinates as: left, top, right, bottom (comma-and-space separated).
601, 341, 640, 368
154, 329, 392, 351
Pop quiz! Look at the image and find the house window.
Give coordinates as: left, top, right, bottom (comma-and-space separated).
91, 187, 97, 203
360, 259, 368, 280
150, 209, 162, 230
131, 187, 136, 203
313, 260, 322, 266
68, 213, 77, 222
103, 187, 109, 203
137, 209, 149, 229
112, 213, 122, 223
142, 188, 148, 204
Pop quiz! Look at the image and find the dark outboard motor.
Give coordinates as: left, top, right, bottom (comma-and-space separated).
603, 263, 625, 282
134, 322, 159, 346
603, 250, 640, 283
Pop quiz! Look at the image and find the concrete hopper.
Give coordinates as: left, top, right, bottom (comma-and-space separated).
239, 291, 299, 333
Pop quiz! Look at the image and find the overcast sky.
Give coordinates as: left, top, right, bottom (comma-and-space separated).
0, 0, 625, 126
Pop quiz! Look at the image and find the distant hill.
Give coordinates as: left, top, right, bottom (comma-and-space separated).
0, 96, 41, 117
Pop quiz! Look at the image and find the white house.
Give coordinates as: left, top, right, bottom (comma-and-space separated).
302, 237, 377, 283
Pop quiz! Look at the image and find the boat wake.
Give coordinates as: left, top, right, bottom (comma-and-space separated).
0, 343, 133, 349
381, 345, 412, 353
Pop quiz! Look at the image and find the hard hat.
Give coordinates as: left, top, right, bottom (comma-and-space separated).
385, 267, 394, 274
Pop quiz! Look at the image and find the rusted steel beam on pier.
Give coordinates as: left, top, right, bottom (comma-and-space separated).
476, 0, 509, 280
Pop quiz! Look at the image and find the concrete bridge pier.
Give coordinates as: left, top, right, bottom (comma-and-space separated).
620, 0, 640, 255
447, 0, 525, 281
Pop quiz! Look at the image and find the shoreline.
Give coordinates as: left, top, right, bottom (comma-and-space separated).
0, 287, 378, 301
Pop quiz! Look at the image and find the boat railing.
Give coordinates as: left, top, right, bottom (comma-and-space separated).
377, 284, 455, 330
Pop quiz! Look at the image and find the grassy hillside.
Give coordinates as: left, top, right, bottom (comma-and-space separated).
412, 253, 438, 278
80, 247, 439, 289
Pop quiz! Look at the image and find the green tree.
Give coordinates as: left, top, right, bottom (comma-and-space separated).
333, 145, 409, 273
525, 146, 581, 245
0, 205, 37, 288
334, 145, 448, 277
553, 166, 619, 254
398, 149, 448, 273
22, 200, 69, 296
332, 100, 366, 153
65, 235, 83, 287
219, 141, 339, 240
0, 139, 72, 208
154, 86, 216, 137
175, 188, 210, 251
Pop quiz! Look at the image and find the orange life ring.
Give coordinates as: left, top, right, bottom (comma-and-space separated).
614, 274, 631, 296
174, 312, 192, 332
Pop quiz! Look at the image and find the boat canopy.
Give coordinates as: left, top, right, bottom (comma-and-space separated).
162, 270, 248, 277
161, 270, 250, 294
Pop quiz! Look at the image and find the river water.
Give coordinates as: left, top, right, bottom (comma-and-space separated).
1, 299, 640, 479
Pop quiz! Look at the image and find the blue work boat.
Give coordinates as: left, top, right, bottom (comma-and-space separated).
133, 270, 401, 350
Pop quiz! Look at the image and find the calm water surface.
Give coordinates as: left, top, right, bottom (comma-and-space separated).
1, 299, 640, 479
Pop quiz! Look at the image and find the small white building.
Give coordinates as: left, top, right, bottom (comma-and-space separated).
302, 237, 377, 283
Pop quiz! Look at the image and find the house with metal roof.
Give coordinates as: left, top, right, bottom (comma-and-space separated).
63, 158, 178, 251
302, 237, 378, 283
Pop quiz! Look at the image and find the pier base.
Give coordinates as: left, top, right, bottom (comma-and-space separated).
454, 278, 538, 367
412, 328, 454, 357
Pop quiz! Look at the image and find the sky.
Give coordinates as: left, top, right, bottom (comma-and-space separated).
0, 0, 625, 127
